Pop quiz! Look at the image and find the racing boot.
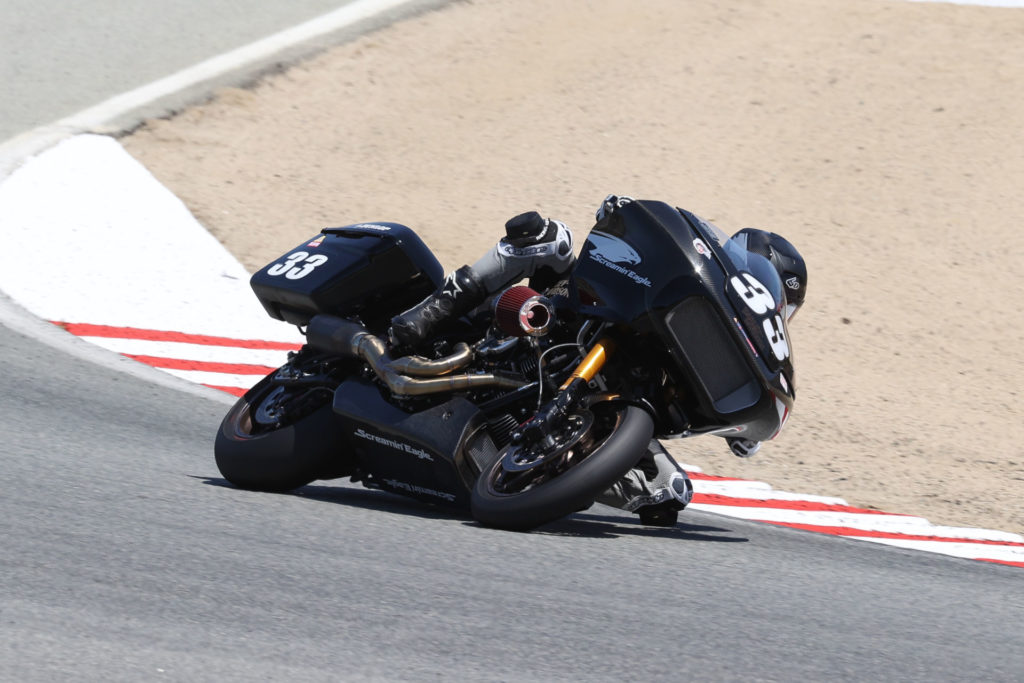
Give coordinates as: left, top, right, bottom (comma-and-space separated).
596, 440, 694, 527
389, 264, 487, 349
727, 437, 761, 457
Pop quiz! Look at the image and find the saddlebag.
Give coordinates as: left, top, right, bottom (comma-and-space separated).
250, 222, 444, 329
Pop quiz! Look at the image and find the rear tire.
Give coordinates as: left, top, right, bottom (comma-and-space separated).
470, 403, 653, 531
214, 372, 351, 492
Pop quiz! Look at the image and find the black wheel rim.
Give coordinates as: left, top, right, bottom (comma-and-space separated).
487, 405, 622, 496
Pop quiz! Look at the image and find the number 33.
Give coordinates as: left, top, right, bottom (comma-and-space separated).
267, 251, 329, 280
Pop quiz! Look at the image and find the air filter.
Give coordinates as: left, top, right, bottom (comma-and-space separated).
493, 286, 554, 337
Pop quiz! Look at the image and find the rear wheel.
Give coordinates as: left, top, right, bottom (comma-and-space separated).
214, 364, 352, 492
470, 402, 653, 531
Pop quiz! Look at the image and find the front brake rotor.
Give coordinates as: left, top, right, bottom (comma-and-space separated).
253, 386, 289, 426
500, 410, 595, 472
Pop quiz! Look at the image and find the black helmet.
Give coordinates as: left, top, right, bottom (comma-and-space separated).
730, 228, 807, 320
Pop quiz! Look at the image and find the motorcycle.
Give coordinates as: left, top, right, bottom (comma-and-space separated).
214, 199, 795, 530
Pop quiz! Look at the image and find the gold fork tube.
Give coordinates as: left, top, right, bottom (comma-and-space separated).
560, 337, 615, 390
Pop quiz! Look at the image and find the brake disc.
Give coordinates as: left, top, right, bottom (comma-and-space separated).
500, 410, 595, 472
253, 386, 288, 426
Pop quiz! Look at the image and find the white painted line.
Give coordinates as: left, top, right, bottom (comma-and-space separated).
0, 0, 441, 181
58, 0, 435, 133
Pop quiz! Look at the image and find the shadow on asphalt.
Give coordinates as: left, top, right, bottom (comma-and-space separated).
529, 513, 748, 543
198, 476, 747, 543
199, 476, 463, 522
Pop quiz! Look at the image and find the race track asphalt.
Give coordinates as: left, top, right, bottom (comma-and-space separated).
2, 315, 1022, 681
1, 2, 1022, 680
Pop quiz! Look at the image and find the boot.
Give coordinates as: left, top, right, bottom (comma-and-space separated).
389, 265, 486, 349
595, 440, 693, 527
727, 437, 761, 457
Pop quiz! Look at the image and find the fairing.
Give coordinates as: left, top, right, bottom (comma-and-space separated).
331, 377, 497, 506
570, 200, 795, 441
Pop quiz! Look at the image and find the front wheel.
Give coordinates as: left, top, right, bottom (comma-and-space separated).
470, 402, 654, 531
214, 368, 352, 492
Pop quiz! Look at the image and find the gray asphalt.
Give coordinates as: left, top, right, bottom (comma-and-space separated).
2, 317, 1022, 681
0, 0, 447, 139
1, 2, 1022, 681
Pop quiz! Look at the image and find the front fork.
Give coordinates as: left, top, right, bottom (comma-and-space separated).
512, 337, 615, 444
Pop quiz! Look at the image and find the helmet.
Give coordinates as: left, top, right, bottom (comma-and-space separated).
730, 228, 807, 320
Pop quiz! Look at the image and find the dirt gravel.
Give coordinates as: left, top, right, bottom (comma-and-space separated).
123, 0, 1024, 533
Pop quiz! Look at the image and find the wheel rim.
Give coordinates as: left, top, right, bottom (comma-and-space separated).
253, 386, 289, 427
232, 380, 332, 439
487, 405, 622, 496
500, 411, 595, 472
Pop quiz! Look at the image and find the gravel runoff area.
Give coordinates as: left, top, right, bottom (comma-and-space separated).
123, 0, 1024, 534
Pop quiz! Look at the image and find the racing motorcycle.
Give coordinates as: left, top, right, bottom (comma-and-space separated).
214, 199, 795, 530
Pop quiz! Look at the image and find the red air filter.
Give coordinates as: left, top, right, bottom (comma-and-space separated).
493, 286, 554, 337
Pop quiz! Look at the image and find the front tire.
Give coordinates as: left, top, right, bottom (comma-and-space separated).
214, 371, 351, 492
470, 403, 653, 531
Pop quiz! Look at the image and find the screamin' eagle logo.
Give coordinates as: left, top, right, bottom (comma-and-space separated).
586, 233, 641, 265
585, 233, 652, 287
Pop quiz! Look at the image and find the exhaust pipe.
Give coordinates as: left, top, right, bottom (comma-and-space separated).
306, 315, 526, 396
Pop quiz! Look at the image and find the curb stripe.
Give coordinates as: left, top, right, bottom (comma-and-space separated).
79, 336, 292, 366
204, 384, 247, 397
692, 493, 913, 515
53, 321, 300, 350
689, 504, 930, 528
123, 354, 275, 375
694, 484, 847, 505
686, 472, 750, 482
844, 537, 1024, 563
765, 521, 1024, 546
158, 368, 269, 389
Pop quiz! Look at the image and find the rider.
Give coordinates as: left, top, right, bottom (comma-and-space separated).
389, 195, 806, 526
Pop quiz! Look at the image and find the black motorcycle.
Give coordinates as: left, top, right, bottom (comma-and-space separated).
214, 199, 795, 530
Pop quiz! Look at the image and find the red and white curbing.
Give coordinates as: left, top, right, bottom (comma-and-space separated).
51, 322, 300, 396
2, 134, 1021, 567
686, 472, 1024, 567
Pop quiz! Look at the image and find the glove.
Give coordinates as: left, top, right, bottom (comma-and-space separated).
504, 211, 549, 246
